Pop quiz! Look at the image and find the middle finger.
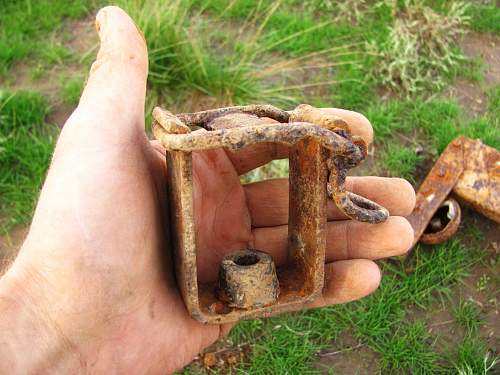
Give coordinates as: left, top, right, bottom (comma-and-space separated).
251, 216, 413, 264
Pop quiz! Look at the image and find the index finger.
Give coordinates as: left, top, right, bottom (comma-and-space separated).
226, 108, 373, 175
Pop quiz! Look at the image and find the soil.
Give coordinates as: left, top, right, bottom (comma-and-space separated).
6, 16, 97, 127
445, 32, 500, 116
315, 332, 380, 374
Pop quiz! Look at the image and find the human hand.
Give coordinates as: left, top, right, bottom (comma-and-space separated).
0, 6, 415, 374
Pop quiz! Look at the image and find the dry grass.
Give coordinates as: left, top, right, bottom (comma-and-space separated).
370, 0, 470, 94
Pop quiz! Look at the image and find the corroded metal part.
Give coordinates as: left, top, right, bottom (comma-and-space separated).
453, 138, 500, 223
175, 104, 290, 127
153, 104, 389, 324
408, 136, 499, 248
289, 103, 350, 132
420, 198, 461, 245
327, 157, 389, 224
407, 137, 465, 247
152, 107, 190, 135
217, 249, 279, 309
156, 122, 364, 166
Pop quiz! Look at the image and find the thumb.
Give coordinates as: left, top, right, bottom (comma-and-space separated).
62, 6, 148, 143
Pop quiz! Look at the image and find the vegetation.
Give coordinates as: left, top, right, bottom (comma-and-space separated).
468, 1, 500, 35
370, 0, 470, 95
0, 91, 55, 232
1, 0, 498, 373
0, 0, 91, 77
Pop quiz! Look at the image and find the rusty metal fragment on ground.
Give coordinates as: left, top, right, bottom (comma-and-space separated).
408, 136, 499, 247
419, 198, 461, 245
453, 137, 500, 223
153, 104, 389, 324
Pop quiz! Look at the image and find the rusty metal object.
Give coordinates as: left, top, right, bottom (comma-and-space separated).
420, 198, 461, 245
453, 138, 500, 223
407, 137, 465, 247
153, 104, 389, 324
408, 136, 499, 247
217, 249, 279, 309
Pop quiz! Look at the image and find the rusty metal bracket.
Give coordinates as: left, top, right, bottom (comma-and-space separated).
153, 104, 389, 324
408, 136, 499, 247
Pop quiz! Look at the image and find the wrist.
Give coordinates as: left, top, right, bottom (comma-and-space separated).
0, 261, 82, 374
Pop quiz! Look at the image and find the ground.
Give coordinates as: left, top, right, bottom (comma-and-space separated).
0, 1, 499, 374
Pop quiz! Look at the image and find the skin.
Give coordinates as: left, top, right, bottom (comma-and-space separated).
0, 7, 415, 374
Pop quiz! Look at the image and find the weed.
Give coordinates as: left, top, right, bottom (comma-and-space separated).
368, 96, 499, 175
454, 336, 498, 375
453, 300, 481, 336
468, 2, 500, 35
380, 140, 422, 181
0, 91, 55, 232
0, 0, 90, 75
118, 1, 305, 109
30, 65, 46, 81
379, 321, 441, 374
370, 0, 470, 94
476, 274, 490, 292
60, 76, 85, 106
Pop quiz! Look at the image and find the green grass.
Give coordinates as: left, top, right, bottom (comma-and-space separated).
365, 93, 500, 178
0, 91, 55, 232
453, 300, 481, 336
468, 2, 500, 35
60, 76, 85, 106
380, 141, 423, 181
454, 336, 498, 375
0, 0, 91, 76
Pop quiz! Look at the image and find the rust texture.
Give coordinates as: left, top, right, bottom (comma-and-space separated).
153, 104, 389, 324
175, 104, 290, 127
407, 137, 465, 247
408, 136, 499, 248
453, 138, 500, 223
216, 249, 279, 309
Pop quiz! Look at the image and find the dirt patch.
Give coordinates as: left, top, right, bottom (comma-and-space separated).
461, 32, 500, 86
63, 17, 97, 55
446, 32, 500, 116
446, 78, 489, 114
5, 16, 97, 127
314, 331, 379, 374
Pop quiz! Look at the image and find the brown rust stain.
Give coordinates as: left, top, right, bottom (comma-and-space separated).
408, 136, 499, 249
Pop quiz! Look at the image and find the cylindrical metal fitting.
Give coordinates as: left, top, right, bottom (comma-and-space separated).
216, 249, 279, 309
420, 198, 461, 245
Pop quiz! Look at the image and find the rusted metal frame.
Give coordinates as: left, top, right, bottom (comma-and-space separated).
157, 121, 388, 224
155, 104, 391, 323
156, 122, 364, 165
165, 138, 329, 324
176, 104, 290, 127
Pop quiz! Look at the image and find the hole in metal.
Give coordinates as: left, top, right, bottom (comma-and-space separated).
424, 203, 453, 234
234, 253, 259, 266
